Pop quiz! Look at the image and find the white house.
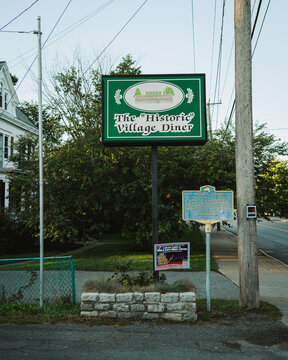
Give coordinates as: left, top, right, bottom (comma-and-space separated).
0, 61, 38, 210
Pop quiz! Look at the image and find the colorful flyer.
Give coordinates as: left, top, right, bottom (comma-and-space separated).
154, 242, 190, 271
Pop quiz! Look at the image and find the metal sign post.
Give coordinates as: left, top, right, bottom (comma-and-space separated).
182, 185, 234, 311
152, 145, 159, 281
205, 223, 212, 311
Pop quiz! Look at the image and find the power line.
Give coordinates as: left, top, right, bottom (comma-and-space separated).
212, 0, 226, 129
191, 0, 196, 72
252, 0, 272, 56
251, 0, 263, 39
208, 0, 217, 101
8, 0, 116, 70
84, 0, 150, 75
0, 0, 39, 31
218, 0, 257, 126
224, 0, 271, 135
0, 0, 73, 123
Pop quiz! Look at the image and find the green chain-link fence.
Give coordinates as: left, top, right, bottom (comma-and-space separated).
0, 256, 75, 304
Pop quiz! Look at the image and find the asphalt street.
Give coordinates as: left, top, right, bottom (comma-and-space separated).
223, 219, 288, 265
0, 318, 287, 360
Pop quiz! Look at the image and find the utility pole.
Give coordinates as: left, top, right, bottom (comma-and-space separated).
234, 0, 259, 308
206, 101, 221, 138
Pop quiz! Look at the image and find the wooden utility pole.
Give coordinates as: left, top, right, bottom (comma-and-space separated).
234, 0, 260, 308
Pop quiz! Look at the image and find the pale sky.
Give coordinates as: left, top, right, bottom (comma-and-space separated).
1, 0, 288, 146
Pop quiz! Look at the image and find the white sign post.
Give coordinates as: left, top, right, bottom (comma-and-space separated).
182, 185, 234, 311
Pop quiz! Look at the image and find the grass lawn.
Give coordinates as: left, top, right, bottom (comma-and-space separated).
0, 300, 281, 325
73, 228, 217, 272
0, 228, 217, 272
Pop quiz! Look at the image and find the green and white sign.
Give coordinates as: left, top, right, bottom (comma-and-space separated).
102, 74, 207, 146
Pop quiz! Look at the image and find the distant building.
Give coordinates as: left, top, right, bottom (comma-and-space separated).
134, 87, 174, 104
0, 61, 38, 211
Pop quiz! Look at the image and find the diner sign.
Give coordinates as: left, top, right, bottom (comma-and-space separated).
102, 74, 207, 146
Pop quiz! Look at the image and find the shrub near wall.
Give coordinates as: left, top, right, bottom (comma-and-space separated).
81, 291, 197, 322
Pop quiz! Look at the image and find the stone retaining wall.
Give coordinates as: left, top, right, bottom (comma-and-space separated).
81, 291, 197, 322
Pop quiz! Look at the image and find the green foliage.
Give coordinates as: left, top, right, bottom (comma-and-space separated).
134, 88, 141, 96
10, 73, 18, 85
164, 86, 174, 95
0, 301, 80, 324
7, 53, 288, 248
19, 101, 64, 153
110, 54, 141, 76
256, 159, 288, 217
84, 276, 196, 294
196, 299, 281, 322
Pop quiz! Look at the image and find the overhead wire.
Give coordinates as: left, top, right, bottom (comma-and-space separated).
252, 0, 271, 56
0, 0, 73, 123
191, 0, 196, 73
208, 0, 217, 101
224, 0, 271, 136
221, 0, 257, 127
212, 0, 226, 129
8, 0, 116, 69
84, 0, 150, 75
214, 0, 258, 129
0, 0, 39, 31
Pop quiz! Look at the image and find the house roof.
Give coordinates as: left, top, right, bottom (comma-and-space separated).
0, 61, 37, 132
15, 107, 37, 129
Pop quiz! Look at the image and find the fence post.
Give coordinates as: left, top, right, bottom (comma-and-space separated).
70, 256, 76, 305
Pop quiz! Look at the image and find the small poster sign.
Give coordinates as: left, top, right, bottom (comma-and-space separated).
154, 242, 190, 271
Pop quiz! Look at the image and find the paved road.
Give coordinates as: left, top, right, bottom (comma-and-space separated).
223, 219, 288, 265
0, 318, 287, 360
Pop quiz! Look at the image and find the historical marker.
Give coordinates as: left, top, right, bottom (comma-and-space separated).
182, 185, 234, 312
182, 185, 234, 223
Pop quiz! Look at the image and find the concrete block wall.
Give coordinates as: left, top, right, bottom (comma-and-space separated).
81, 291, 197, 322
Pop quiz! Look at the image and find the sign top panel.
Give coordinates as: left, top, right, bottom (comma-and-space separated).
182, 185, 234, 223
102, 74, 207, 146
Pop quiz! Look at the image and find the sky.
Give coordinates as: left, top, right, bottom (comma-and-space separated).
1, 0, 288, 147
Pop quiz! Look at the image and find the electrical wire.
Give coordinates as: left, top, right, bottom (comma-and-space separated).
212, 0, 226, 129
84, 0, 150, 74
208, 0, 217, 101
251, 0, 263, 39
0, 0, 73, 123
191, 0, 196, 73
8, 0, 116, 69
224, 0, 271, 136
216, 0, 257, 128
0, 0, 39, 31
252, 0, 271, 56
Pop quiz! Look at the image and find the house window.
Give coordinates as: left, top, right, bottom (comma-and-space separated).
4, 135, 9, 159
0, 134, 3, 168
11, 136, 14, 156
0, 82, 2, 108
4, 93, 8, 110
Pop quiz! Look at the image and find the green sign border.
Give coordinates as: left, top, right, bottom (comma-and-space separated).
102, 74, 207, 146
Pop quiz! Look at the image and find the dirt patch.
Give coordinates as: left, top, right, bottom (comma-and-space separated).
218, 316, 288, 347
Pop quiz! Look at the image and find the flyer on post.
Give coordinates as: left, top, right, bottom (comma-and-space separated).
154, 242, 190, 271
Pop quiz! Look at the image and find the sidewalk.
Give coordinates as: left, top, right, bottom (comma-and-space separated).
209, 227, 288, 326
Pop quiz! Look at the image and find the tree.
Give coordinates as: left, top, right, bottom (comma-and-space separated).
256, 159, 288, 218
19, 101, 64, 153
8, 53, 288, 248
164, 87, 174, 96
110, 54, 141, 76
134, 88, 141, 97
